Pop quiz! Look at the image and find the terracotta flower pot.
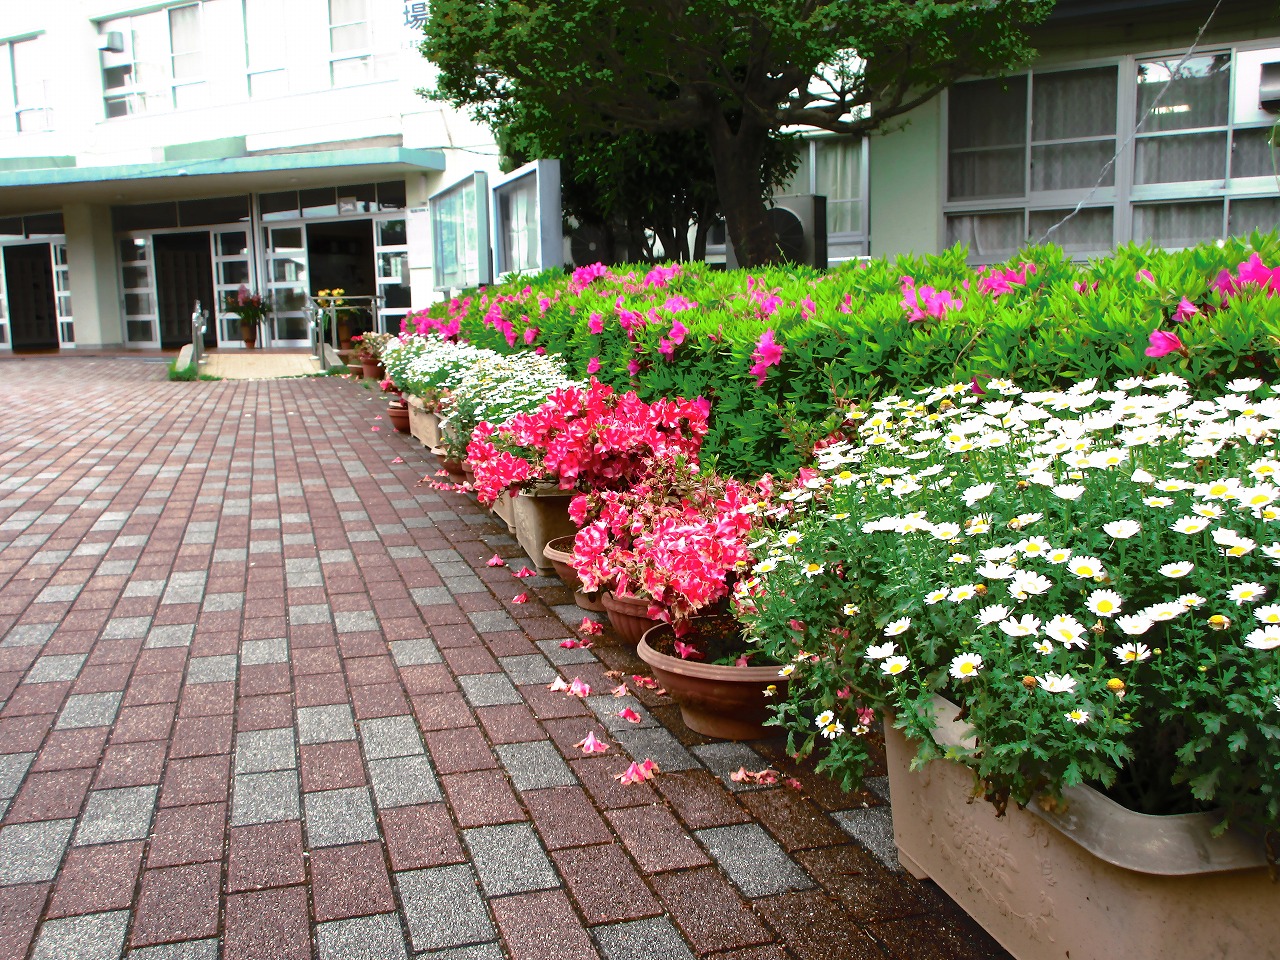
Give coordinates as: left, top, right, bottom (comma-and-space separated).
885, 696, 1275, 960
601, 591, 663, 646
511, 486, 578, 576
637, 619, 785, 740
239, 319, 258, 348
386, 402, 410, 433
543, 536, 606, 611
440, 458, 466, 480
361, 358, 382, 380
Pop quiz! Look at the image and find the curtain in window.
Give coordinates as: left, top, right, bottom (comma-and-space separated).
1033, 68, 1117, 140
1133, 201, 1223, 248
1136, 54, 1230, 133
945, 212, 1023, 258
1029, 207, 1113, 252
948, 77, 1027, 201
1229, 198, 1280, 236
1231, 127, 1278, 179
815, 140, 860, 233
1135, 132, 1226, 184
169, 5, 201, 79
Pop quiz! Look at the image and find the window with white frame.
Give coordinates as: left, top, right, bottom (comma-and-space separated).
243, 0, 288, 98
944, 46, 1280, 262
777, 136, 868, 238
329, 0, 372, 86
8, 36, 51, 132
100, 3, 205, 118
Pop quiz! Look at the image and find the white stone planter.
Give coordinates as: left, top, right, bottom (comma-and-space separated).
490, 490, 516, 534
407, 397, 441, 449
511, 486, 577, 575
885, 698, 1273, 960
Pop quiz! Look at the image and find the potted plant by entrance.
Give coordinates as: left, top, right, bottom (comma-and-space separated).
352, 332, 392, 381
223, 285, 271, 348
639, 616, 787, 740
736, 376, 1280, 958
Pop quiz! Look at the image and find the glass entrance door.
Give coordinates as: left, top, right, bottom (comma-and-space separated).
264, 225, 309, 345
213, 228, 256, 347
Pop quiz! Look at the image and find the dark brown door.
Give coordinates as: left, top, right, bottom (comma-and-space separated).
154, 232, 216, 349
4, 243, 58, 352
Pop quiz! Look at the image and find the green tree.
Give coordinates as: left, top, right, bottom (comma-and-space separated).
420, 0, 1053, 267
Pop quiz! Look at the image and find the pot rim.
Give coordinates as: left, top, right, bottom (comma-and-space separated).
515, 482, 578, 499
912, 694, 1267, 875
543, 536, 574, 562
638, 621, 786, 683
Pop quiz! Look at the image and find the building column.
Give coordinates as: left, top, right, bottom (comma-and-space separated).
868, 98, 946, 259
63, 203, 123, 348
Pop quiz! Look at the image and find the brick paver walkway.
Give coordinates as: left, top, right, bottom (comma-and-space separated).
0, 356, 1009, 960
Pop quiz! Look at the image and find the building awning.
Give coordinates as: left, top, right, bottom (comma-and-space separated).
0, 147, 447, 216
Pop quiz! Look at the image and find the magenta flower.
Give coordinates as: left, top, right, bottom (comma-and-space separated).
800, 296, 816, 320
586, 357, 601, 374
970, 377, 985, 395
749, 329, 783, 385
1135, 269, 1156, 284
523, 326, 539, 345
658, 339, 676, 359
588, 312, 604, 334
1172, 297, 1199, 323
626, 359, 640, 376
1145, 329, 1187, 358
667, 319, 688, 346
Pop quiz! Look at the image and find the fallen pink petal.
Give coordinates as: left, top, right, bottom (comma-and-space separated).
611, 683, 629, 697
631, 675, 659, 689
511, 592, 528, 603
391, 457, 404, 464
548, 677, 570, 692
618, 707, 642, 723
487, 554, 506, 567
374, 415, 383, 420
371, 426, 381, 432
579, 618, 603, 636
575, 731, 610, 754
568, 678, 592, 697
512, 567, 536, 578
559, 638, 592, 649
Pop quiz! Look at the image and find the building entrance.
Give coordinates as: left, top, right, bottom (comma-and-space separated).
4, 243, 58, 351
307, 219, 376, 339
154, 232, 217, 349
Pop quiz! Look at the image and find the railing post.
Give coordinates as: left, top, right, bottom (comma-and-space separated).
191, 300, 206, 368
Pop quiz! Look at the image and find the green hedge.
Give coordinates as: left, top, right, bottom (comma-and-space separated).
406, 235, 1280, 477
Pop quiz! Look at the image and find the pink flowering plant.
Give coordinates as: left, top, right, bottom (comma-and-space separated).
569, 456, 765, 630
467, 378, 710, 505
739, 375, 1280, 838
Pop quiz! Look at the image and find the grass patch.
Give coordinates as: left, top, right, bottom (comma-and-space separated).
167, 358, 219, 381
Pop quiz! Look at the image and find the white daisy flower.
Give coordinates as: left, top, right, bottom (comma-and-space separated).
1009, 571, 1053, 599
1159, 561, 1194, 578
1254, 604, 1280, 625
1244, 626, 1280, 650
1087, 589, 1124, 618
753, 559, 778, 574
880, 656, 911, 676
976, 604, 1011, 626
1103, 519, 1141, 539
820, 720, 846, 739
1228, 583, 1267, 605
948, 553, 971, 564
976, 562, 1015, 580
883, 618, 912, 637
947, 584, 978, 603
924, 589, 948, 605
1227, 377, 1263, 393
802, 562, 825, 578
1065, 709, 1090, 724
1032, 639, 1055, 656
864, 642, 897, 660
1045, 548, 1073, 565
1113, 641, 1152, 662
1044, 614, 1086, 648
1052, 484, 1086, 501
1037, 673, 1078, 693
949, 653, 984, 679
1067, 556, 1105, 579
842, 603, 861, 616
1171, 516, 1212, 535
814, 710, 835, 728
999, 615, 1041, 637
1142, 496, 1174, 508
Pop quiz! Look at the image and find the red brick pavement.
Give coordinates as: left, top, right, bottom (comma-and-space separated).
0, 355, 1009, 960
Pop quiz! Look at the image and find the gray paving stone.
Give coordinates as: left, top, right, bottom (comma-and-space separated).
97, 560, 137, 576
359, 716, 424, 759
26, 654, 87, 683
145, 624, 194, 649
161, 584, 205, 605
347, 530, 378, 542
230, 770, 300, 826
458, 673, 521, 708
249, 539, 282, 554
463, 823, 558, 896
319, 549, 354, 564
397, 865, 495, 952
31, 910, 129, 960
57, 692, 123, 730
536, 637, 599, 666
126, 940, 219, 960
832, 806, 901, 871
75, 786, 158, 845
421, 945, 503, 960
368, 756, 441, 807
286, 568, 323, 588
289, 603, 331, 625
213, 548, 248, 562
495, 741, 576, 792
466, 610, 518, 634
0, 819, 74, 883
587, 695, 656, 733
28, 549, 70, 565
409, 587, 453, 608
376, 523, 407, 536
387, 545, 422, 559
3, 623, 58, 647
304, 787, 380, 847
187, 655, 237, 684
240, 637, 288, 666
613, 727, 700, 772
443, 575, 487, 594
694, 824, 814, 897
297, 704, 357, 744
235, 728, 297, 774
388, 637, 441, 667
335, 611, 379, 634
36, 583, 82, 603
691, 742, 772, 791
316, 914, 408, 960
0, 753, 35, 798
73, 541, 110, 557
497, 654, 558, 686
425, 549, 464, 563
865, 775, 891, 803
593, 917, 697, 960
202, 592, 244, 612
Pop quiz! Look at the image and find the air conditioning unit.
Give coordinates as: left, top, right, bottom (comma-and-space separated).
707, 195, 828, 269
97, 31, 125, 54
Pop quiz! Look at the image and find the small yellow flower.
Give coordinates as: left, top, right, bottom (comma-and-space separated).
1106, 678, 1125, 694
1207, 615, 1231, 631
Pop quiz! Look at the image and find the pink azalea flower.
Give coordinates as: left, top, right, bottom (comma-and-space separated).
587, 357, 601, 374
1135, 269, 1156, 284
523, 326, 539, 345
856, 706, 876, 726
587, 312, 605, 334
568, 678, 592, 697
579, 618, 603, 636
785, 777, 803, 791
658, 338, 676, 359
1145, 328, 1187, 358
1172, 297, 1199, 322
626, 359, 640, 376
749, 328, 783, 385
800, 296, 816, 320
511, 592, 528, 604
970, 377, 986, 395
487, 554, 506, 567
668, 319, 688, 345
374, 415, 383, 420
734, 654, 751, 667
615, 759, 659, 784
673, 640, 705, 660
576, 731, 610, 754
618, 707, 642, 723
391, 457, 404, 464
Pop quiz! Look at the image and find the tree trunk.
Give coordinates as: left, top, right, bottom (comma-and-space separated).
706, 115, 777, 268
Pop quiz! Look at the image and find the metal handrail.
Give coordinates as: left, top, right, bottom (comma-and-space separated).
305, 294, 386, 367
190, 301, 208, 367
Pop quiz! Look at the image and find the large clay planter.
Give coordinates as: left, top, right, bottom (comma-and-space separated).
637, 620, 784, 740
543, 536, 606, 611
885, 697, 1273, 960
511, 486, 577, 575
361, 358, 384, 381
386, 402, 410, 434
491, 490, 516, 534
601, 591, 662, 646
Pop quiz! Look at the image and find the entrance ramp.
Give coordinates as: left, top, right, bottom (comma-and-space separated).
200, 350, 324, 380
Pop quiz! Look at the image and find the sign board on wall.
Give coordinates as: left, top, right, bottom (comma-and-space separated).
491, 159, 563, 279
429, 173, 491, 292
